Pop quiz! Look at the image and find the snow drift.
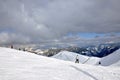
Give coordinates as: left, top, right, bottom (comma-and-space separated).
0, 47, 120, 80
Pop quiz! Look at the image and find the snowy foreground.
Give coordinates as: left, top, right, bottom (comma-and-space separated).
0, 47, 120, 80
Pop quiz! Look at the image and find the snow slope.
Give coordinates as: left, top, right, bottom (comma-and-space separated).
0, 47, 120, 80
100, 49, 120, 66
52, 51, 100, 65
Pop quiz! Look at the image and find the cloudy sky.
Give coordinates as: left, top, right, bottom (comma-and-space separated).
0, 0, 120, 46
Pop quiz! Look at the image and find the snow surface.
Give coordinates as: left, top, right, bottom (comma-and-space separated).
100, 49, 120, 66
52, 51, 100, 65
0, 47, 120, 80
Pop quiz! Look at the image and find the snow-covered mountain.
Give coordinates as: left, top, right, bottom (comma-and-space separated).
84, 43, 120, 57
0, 47, 120, 80
35, 43, 120, 57
52, 51, 100, 65
64, 43, 120, 57
100, 49, 120, 66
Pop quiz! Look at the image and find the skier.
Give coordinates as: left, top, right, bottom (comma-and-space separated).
19, 48, 21, 50
98, 61, 101, 65
75, 55, 79, 63
10, 45, 13, 49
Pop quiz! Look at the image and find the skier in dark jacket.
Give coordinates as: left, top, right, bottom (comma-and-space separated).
75, 55, 79, 63
10, 45, 13, 49
98, 61, 101, 65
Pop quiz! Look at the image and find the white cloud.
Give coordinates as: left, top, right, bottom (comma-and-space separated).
0, 32, 30, 45
0, 0, 120, 44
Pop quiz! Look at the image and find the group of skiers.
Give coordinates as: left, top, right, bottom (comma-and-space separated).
10, 45, 26, 51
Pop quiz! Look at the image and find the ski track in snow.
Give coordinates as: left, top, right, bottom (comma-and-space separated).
70, 65, 98, 80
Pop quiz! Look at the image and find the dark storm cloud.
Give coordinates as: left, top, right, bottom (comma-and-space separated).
0, 0, 120, 44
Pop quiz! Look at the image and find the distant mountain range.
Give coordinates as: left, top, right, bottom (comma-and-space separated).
38, 42, 120, 58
